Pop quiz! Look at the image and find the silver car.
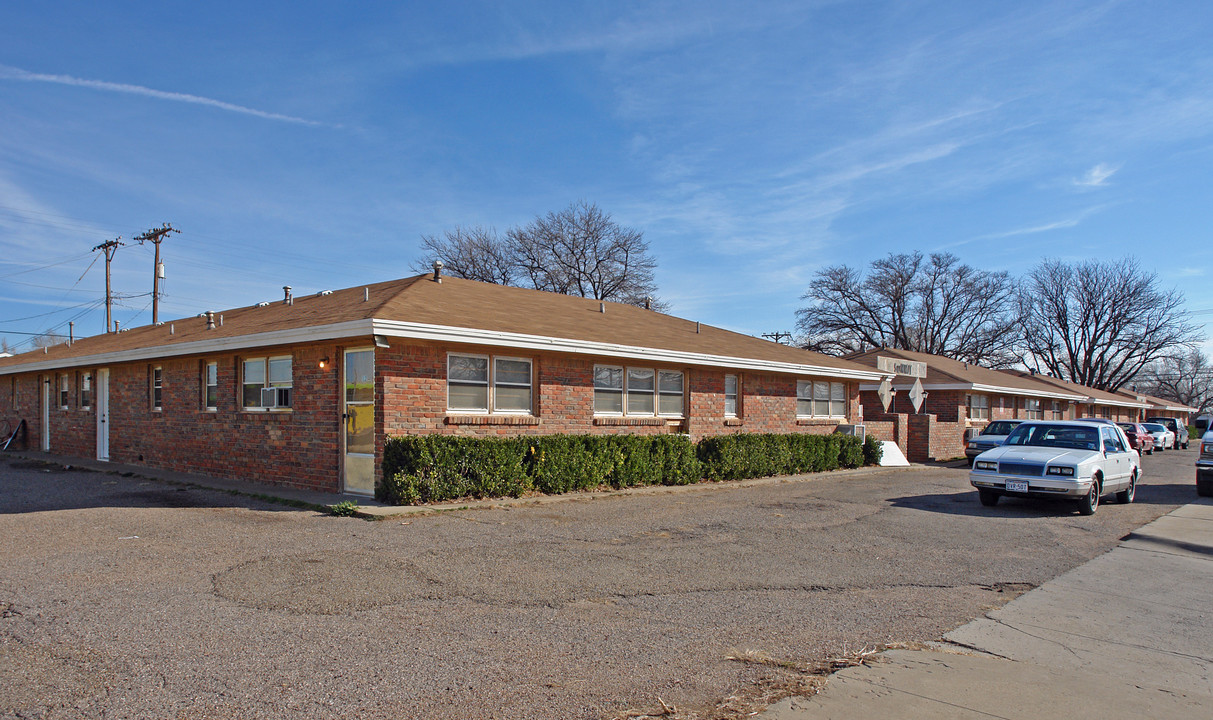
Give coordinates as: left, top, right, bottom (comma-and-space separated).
1141, 422, 1174, 452
1197, 430, 1213, 497
970, 420, 1141, 515
964, 420, 1024, 466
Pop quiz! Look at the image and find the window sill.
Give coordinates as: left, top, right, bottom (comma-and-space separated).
724, 417, 744, 426
795, 418, 845, 426
445, 415, 540, 426
593, 416, 669, 426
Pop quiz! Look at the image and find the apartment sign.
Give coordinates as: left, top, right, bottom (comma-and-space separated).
876, 356, 927, 378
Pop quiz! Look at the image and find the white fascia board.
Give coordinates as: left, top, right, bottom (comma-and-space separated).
857, 381, 1087, 402
371, 319, 887, 381
0, 319, 374, 375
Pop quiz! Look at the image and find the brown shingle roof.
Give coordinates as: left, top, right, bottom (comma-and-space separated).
996, 371, 1148, 408
846, 348, 1085, 398
0, 275, 880, 378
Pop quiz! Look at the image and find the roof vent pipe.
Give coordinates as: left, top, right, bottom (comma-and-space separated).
170, 323, 174, 335
696, 321, 701, 333
283, 286, 293, 305
114, 321, 120, 333
206, 311, 215, 330
645, 297, 652, 310
599, 302, 605, 313
364, 287, 369, 302
433, 260, 443, 283
219, 314, 223, 327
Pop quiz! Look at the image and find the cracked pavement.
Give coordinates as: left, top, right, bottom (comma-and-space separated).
0, 449, 1201, 719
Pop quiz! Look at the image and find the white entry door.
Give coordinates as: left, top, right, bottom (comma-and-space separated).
40, 377, 50, 451
96, 368, 110, 461
342, 348, 375, 495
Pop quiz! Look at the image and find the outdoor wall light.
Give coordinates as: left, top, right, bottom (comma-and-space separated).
319, 357, 329, 369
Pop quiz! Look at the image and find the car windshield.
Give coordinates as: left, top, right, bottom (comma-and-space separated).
1143, 423, 1166, 432
983, 421, 1018, 435
1004, 423, 1099, 450
1117, 423, 1136, 433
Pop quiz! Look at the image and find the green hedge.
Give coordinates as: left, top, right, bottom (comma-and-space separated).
378, 431, 877, 505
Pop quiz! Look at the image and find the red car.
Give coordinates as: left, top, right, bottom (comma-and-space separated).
1117, 423, 1155, 455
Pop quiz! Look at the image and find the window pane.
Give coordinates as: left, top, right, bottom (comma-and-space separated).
658, 371, 683, 393
797, 380, 811, 400
831, 382, 845, 401
244, 359, 265, 385
494, 385, 531, 412
243, 384, 262, 407
345, 403, 374, 454
346, 351, 374, 403
268, 357, 292, 386
448, 383, 488, 411
830, 399, 846, 417
628, 390, 655, 415
658, 393, 683, 416
725, 374, 737, 396
813, 382, 830, 401
797, 398, 813, 417
627, 368, 654, 392
205, 363, 217, 386
594, 389, 623, 414
495, 358, 531, 386
814, 399, 830, 415
594, 366, 622, 389
449, 355, 488, 383
206, 386, 218, 408
725, 397, 737, 416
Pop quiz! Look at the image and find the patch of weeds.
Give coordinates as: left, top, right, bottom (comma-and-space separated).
329, 500, 360, 517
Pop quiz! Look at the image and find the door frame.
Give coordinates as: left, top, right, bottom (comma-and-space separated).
96, 368, 110, 461
40, 376, 50, 451
341, 347, 376, 495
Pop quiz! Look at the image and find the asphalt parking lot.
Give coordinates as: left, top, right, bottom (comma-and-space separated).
0, 447, 1200, 719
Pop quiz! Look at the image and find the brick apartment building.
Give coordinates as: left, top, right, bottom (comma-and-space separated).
998, 370, 1150, 423
0, 273, 888, 495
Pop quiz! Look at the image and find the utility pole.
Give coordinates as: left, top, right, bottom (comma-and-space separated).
762, 331, 794, 345
134, 223, 180, 325
92, 238, 123, 333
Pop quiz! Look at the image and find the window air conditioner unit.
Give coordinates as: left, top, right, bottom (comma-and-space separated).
834, 424, 866, 442
260, 387, 292, 409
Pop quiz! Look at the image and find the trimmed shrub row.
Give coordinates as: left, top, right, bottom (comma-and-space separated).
379, 432, 885, 505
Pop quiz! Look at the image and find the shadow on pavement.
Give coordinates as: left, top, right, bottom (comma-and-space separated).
0, 458, 330, 515
889, 482, 1200, 518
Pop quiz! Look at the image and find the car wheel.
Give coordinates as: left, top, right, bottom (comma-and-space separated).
1198, 481, 1213, 498
1146, 447, 1153, 455
978, 489, 1000, 507
1077, 478, 1100, 516
1117, 470, 1137, 504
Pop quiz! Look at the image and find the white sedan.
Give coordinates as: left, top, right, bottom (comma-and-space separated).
1141, 422, 1174, 452
969, 420, 1140, 515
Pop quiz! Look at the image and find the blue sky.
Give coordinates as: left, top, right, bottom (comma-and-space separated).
2, 1, 1212, 354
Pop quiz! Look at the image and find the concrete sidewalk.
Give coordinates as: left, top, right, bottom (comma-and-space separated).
762, 500, 1213, 719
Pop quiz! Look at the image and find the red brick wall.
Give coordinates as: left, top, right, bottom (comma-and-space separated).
5, 339, 866, 493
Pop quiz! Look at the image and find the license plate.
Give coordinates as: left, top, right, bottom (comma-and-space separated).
1006, 480, 1029, 493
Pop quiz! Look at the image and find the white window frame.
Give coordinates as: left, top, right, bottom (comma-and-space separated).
1051, 400, 1062, 420
593, 364, 685, 418
204, 361, 218, 411
151, 367, 162, 411
1025, 398, 1043, 420
797, 380, 847, 419
242, 355, 292, 411
79, 371, 92, 410
446, 352, 533, 415
593, 365, 624, 415
724, 374, 739, 418
59, 373, 70, 409
966, 393, 990, 421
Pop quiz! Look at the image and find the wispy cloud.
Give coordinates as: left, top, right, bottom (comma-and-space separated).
1074, 162, 1119, 187
1178, 267, 1205, 277
0, 64, 328, 127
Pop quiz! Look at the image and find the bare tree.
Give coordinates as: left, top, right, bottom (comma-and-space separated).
508, 201, 663, 307
1017, 257, 1199, 391
1135, 349, 1213, 414
795, 251, 1017, 365
410, 226, 517, 285
30, 330, 67, 350
413, 202, 665, 309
